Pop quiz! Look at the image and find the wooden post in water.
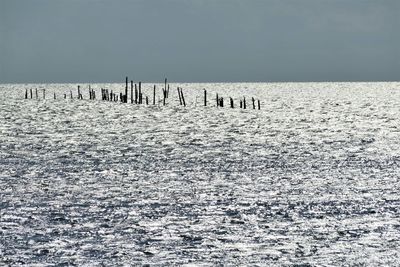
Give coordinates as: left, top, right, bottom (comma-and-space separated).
35, 88, 38, 99
181, 88, 186, 107
216, 93, 219, 107
164, 78, 167, 97
230, 97, 234, 108
258, 100, 261, 110
177, 87, 182, 105
204, 89, 207, 106
131, 81, 134, 103
252, 97, 255, 109
125, 76, 128, 103
146, 96, 149, 105
240, 100, 242, 109
30, 89, 33, 99
138, 82, 142, 104
25, 89, 28, 99
64, 94, 66, 99
153, 85, 156, 105
135, 84, 138, 104
167, 84, 170, 98
54, 92, 56, 99
77, 86, 80, 99
43, 89, 46, 99
243, 97, 246, 109
70, 90, 73, 99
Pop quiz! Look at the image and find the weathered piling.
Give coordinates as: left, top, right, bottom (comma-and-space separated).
30, 89, 33, 99
164, 78, 167, 97
43, 89, 46, 99
219, 97, 224, 107
138, 82, 142, 104
258, 100, 261, 110
135, 84, 138, 104
125, 77, 128, 103
35, 88, 38, 99
77, 86, 81, 99
204, 89, 207, 106
54, 92, 56, 99
180, 88, 186, 107
240, 100, 242, 108
64, 94, 67, 99
177, 87, 182, 105
167, 84, 170, 98
70, 90, 73, 99
216, 93, 219, 107
131, 81, 134, 104
243, 97, 246, 109
146, 96, 149, 105
252, 97, 255, 109
25, 89, 28, 99
153, 85, 156, 105
230, 97, 234, 108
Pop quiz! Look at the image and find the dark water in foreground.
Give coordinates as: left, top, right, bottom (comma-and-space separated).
1, 82, 400, 266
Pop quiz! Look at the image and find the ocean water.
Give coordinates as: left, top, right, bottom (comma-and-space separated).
1, 82, 400, 266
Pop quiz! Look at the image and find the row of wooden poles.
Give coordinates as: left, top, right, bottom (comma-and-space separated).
24, 77, 261, 110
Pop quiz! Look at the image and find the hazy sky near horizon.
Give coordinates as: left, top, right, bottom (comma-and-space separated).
0, 0, 399, 83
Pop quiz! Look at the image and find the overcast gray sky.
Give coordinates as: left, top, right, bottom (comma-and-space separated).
0, 0, 399, 83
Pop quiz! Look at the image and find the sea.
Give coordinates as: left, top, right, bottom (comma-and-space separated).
1, 82, 400, 266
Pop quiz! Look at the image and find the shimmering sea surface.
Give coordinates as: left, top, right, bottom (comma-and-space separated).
1, 82, 400, 266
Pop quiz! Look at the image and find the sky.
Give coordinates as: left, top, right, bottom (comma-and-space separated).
0, 0, 399, 83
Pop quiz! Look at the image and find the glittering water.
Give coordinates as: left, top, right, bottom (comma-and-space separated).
1, 82, 400, 266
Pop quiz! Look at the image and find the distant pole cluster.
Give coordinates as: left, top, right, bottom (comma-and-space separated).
24, 77, 261, 110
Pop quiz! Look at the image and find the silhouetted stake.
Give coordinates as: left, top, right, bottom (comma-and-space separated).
43, 89, 45, 99
252, 97, 255, 109
164, 78, 167, 96
54, 92, 56, 99
146, 96, 149, 105
64, 94, 66, 99
93, 90, 95, 100
177, 87, 182, 105
138, 82, 142, 104
35, 88, 38, 99
220, 97, 224, 107
70, 90, 73, 99
125, 76, 128, 103
240, 100, 242, 109
167, 84, 170, 98
25, 89, 28, 99
180, 88, 186, 107
216, 93, 219, 107
153, 85, 156, 105
120, 92, 123, 102
135, 84, 138, 104
204, 89, 207, 106
77, 86, 80, 99
131, 81, 134, 103
258, 100, 261, 110
230, 97, 234, 108
243, 97, 246, 109
30, 89, 33, 99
